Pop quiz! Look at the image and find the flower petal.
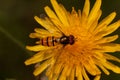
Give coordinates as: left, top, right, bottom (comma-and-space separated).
24, 52, 44, 65
93, 12, 117, 36
46, 67, 53, 79
44, 6, 60, 23
78, 9, 82, 19
70, 7, 80, 26
76, 65, 83, 80
94, 75, 101, 80
24, 51, 54, 65
95, 35, 118, 44
34, 28, 49, 34
88, 0, 101, 26
59, 64, 69, 80
33, 28, 62, 38
34, 16, 58, 33
94, 20, 120, 40
104, 20, 120, 36
93, 54, 120, 73
29, 32, 61, 39
54, 63, 63, 74
50, 0, 69, 26
81, 67, 90, 80
82, 0, 90, 17
95, 61, 110, 75
102, 61, 120, 73
29, 33, 46, 38
84, 58, 101, 76
66, 66, 73, 77
44, 6, 64, 32
103, 53, 120, 63
98, 12, 116, 28
98, 43, 120, 52
69, 66, 75, 80
93, 52, 106, 62
26, 45, 52, 51
33, 58, 53, 76
47, 62, 63, 80
89, 10, 102, 32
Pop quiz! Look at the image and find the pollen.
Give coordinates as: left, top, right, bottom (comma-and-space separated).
24, 0, 120, 80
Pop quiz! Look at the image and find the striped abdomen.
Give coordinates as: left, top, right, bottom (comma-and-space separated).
40, 36, 58, 46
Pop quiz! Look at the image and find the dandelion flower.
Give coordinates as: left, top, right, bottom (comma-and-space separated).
25, 0, 120, 80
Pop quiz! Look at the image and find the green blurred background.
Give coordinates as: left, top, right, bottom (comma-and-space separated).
0, 0, 120, 80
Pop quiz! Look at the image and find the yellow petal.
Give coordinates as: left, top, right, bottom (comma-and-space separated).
103, 53, 120, 63
88, 9, 102, 30
103, 20, 120, 36
48, 72, 53, 80
46, 66, 53, 77
98, 43, 120, 52
94, 12, 116, 35
33, 59, 53, 76
59, 64, 71, 80
59, 4, 70, 21
54, 63, 63, 74
89, 10, 102, 32
76, 65, 83, 80
88, 0, 101, 26
93, 24, 107, 37
44, 6, 60, 23
66, 65, 72, 77
94, 20, 120, 40
50, 0, 69, 26
81, 10, 87, 25
78, 9, 82, 21
52, 74, 59, 80
95, 35, 118, 44
34, 28, 49, 34
94, 12, 117, 36
95, 61, 110, 75
29, 33, 45, 38
69, 66, 75, 80
94, 53, 119, 74
93, 52, 106, 62
44, 6, 64, 32
26, 45, 52, 51
68, 7, 81, 29
24, 51, 53, 65
81, 67, 90, 80
82, 0, 90, 17
34, 16, 57, 33
98, 12, 116, 27
59, 67, 66, 80
94, 75, 101, 80
34, 28, 62, 38
30, 32, 61, 39
24, 52, 44, 65
84, 59, 101, 76
102, 61, 120, 73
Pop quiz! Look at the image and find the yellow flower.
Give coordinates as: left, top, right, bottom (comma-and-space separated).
25, 0, 120, 80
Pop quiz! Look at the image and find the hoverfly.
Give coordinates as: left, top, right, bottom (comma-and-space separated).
40, 35, 75, 46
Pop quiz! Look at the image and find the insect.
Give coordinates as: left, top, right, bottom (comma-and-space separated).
40, 35, 75, 46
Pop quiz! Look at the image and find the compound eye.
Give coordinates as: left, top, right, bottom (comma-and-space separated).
69, 35, 75, 45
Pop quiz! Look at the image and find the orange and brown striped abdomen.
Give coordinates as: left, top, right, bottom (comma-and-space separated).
40, 36, 58, 46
